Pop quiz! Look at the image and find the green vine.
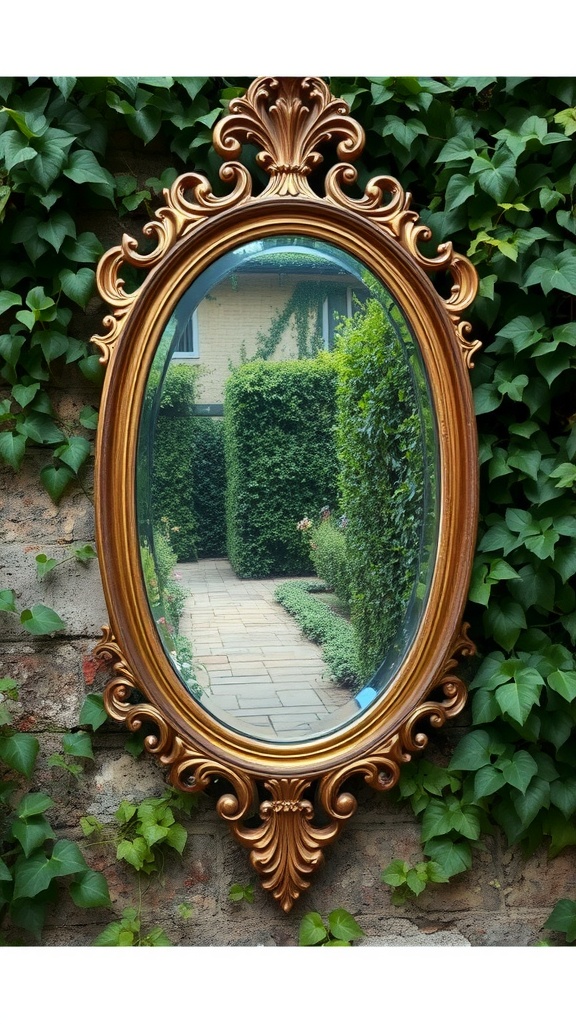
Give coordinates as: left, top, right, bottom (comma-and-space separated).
1, 75, 576, 943
254, 281, 329, 359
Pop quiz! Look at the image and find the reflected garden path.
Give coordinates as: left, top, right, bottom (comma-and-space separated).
177, 558, 350, 738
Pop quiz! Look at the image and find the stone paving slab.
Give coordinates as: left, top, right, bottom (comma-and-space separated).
176, 558, 351, 738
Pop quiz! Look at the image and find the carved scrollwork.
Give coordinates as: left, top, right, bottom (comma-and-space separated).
318, 625, 474, 817
231, 777, 352, 912
214, 76, 364, 199
93, 76, 479, 368
92, 164, 254, 365
94, 623, 474, 910
93, 77, 481, 911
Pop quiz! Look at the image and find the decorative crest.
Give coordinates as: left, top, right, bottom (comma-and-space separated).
213, 76, 364, 198
92, 76, 480, 368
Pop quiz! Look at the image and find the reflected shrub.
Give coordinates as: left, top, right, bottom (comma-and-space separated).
192, 418, 226, 558
224, 358, 340, 577
151, 364, 226, 561
334, 298, 431, 681
300, 508, 352, 608
274, 580, 361, 690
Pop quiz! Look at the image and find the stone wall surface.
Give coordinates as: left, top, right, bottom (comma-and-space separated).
2, 449, 574, 948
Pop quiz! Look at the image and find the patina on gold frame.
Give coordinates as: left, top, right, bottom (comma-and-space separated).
92, 77, 481, 911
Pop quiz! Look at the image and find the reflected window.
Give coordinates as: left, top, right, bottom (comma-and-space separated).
173, 308, 199, 359
322, 287, 352, 349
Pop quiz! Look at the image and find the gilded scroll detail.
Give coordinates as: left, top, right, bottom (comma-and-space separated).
92, 77, 479, 366
231, 777, 350, 912
214, 76, 364, 198
94, 624, 474, 911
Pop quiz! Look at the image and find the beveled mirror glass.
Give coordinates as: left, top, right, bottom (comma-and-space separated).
93, 77, 480, 909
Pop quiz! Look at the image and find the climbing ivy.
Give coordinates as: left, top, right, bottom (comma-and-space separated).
1, 76, 575, 937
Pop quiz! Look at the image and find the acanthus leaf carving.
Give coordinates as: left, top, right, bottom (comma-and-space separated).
214, 76, 364, 199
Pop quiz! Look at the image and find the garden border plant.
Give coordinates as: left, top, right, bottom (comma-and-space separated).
1, 75, 575, 942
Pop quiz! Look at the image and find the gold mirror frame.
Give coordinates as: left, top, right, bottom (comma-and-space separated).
92, 77, 481, 911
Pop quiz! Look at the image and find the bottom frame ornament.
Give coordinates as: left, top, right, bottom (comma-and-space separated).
95, 625, 474, 911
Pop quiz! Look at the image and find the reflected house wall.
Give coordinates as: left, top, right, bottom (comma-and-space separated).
173, 271, 355, 405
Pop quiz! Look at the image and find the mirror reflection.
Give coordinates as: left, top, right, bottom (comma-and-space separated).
136, 236, 438, 742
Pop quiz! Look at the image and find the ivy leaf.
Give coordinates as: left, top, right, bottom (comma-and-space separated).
445, 173, 475, 211
449, 729, 496, 770
12, 851, 56, 900
74, 543, 97, 563
53, 77, 76, 100
0, 289, 21, 314
472, 763, 507, 799
422, 837, 472, 877
35, 552, 57, 581
0, 129, 37, 169
544, 899, 576, 942
326, 908, 364, 941
40, 464, 76, 502
20, 604, 66, 635
58, 268, 95, 308
436, 133, 478, 164
62, 231, 104, 264
512, 777, 550, 828
164, 822, 187, 854
507, 563, 555, 612
63, 150, 115, 201
0, 588, 17, 612
38, 330, 69, 363
495, 676, 542, 725
62, 731, 94, 759
524, 250, 576, 296
19, 413, 65, 444
12, 382, 41, 408
11, 814, 56, 857
474, 150, 517, 202
473, 382, 502, 415
547, 669, 576, 702
0, 430, 26, 470
36, 211, 76, 253
78, 353, 105, 385
550, 778, 576, 818
0, 732, 39, 777
54, 436, 91, 473
298, 911, 328, 946
49, 838, 88, 878
483, 599, 527, 650
69, 868, 111, 908
79, 405, 99, 430
381, 859, 409, 886
554, 541, 576, 585
549, 463, 576, 489
554, 108, 576, 136
16, 792, 54, 818
499, 750, 539, 793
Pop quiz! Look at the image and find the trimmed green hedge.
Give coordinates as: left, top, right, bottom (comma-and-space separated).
191, 417, 227, 558
224, 358, 340, 577
335, 298, 430, 681
151, 363, 226, 561
274, 580, 360, 689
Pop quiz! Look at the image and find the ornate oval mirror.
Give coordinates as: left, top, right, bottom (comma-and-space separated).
93, 77, 481, 910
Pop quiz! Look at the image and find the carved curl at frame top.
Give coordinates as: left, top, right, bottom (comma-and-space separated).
92, 76, 481, 367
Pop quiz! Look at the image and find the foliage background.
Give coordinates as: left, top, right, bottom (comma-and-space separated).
1, 74, 575, 941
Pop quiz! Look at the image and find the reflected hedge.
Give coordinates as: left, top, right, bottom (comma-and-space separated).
224, 358, 340, 577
